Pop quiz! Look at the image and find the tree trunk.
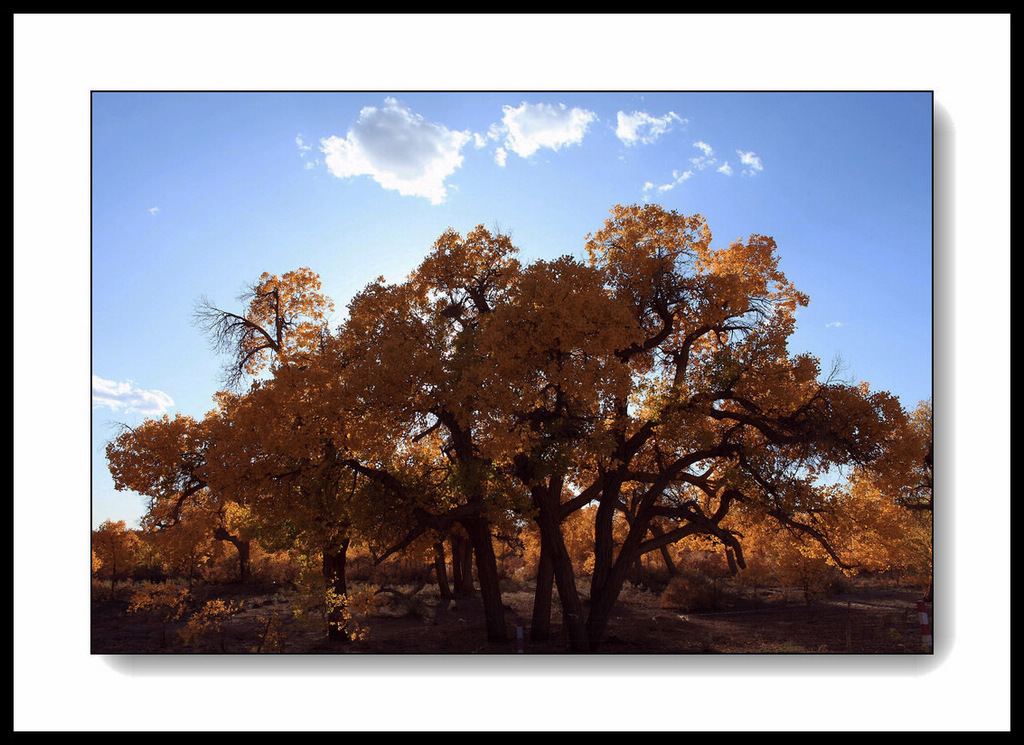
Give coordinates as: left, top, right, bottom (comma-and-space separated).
450, 532, 475, 596
588, 492, 648, 650
659, 544, 677, 576
434, 541, 453, 599
236, 540, 251, 583
213, 527, 251, 584
648, 522, 677, 576
461, 515, 508, 643
459, 536, 475, 594
533, 483, 589, 652
587, 560, 631, 651
323, 538, 351, 642
530, 545, 555, 642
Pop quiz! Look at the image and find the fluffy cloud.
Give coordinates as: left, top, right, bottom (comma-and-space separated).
615, 110, 686, 146
319, 98, 472, 205
495, 101, 596, 160
92, 375, 174, 415
737, 149, 764, 176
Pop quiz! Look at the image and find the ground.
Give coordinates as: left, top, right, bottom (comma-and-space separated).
91, 576, 933, 655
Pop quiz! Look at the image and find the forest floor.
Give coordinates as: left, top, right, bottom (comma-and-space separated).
91, 575, 933, 656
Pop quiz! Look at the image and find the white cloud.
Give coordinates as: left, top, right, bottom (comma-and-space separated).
296, 134, 320, 169
615, 110, 685, 146
693, 140, 713, 157
319, 97, 472, 205
148, 206, 159, 215
92, 375, 174, 415
737, 149, 764, 176
641, 138, 752, 195
826, 321, 843, 328
495, 101, 596, 160
643, 168, 693, 195
690, 140, 718, 170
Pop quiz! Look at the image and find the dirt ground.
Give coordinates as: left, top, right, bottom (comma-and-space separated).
91, 577, 933, 655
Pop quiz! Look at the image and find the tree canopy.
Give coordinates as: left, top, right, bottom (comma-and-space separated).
106, 204, 925, 651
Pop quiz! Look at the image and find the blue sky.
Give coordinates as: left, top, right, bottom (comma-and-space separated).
90, 90, 937, 528
90, 91, 934, 529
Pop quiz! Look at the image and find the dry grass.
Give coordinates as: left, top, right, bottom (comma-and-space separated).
92, 575, 931, 655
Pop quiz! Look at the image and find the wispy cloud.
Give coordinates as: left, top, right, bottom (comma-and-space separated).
92, 375, 174, 415
690, 140, 718, 171
492, 101, 596, 162
148, 206, 159, 215
295, 134, 318, 169
825, 321, 843, 328
641, 139, 763, 194
615, 110, 686, 146
319, 97, 472, 205
642, 168, 694, 196
737, 149, 764, 176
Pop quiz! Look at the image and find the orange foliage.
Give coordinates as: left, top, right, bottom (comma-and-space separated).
101, 203, 929, 651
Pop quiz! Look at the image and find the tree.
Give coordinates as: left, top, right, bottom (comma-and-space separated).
194, 269, 368, 641
123, 203, 915, 652
824, 397, 933, 598
194, 267, 334, 389
92, 519, 141, 590
105, 413, 253, 584
897, 398, 934, 513
201, 372, 363, 641
329, 227, 534, 642
151, 502, 216, 589
491, 204, 909, 649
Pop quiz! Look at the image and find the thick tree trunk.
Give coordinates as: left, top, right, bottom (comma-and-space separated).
659, 544, 678, 576
450, 532, 475, 596
213, 527, 251, 584
236, 540, 251, 583
323, 538, 351, 642
461, 515, 508, 643
530, 545, 555, 642
587, 563, 627, 651
587, 482, 621, 648
588, 488, 648, 650
433, 541, 453, 599
533, 484, 589, 652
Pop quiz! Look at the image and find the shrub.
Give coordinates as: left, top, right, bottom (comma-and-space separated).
660, 568, 718, 612
178, 598, 243, 650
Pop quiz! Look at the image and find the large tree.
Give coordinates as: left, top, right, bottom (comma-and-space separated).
193, 269, 367, 640
117, 203, 914, 651
329, 226, 533, 642
453, 204, 908, 649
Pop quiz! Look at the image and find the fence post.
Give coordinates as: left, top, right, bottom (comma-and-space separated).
846, 600, 852, 652
917, 599, 932, 652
